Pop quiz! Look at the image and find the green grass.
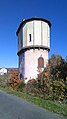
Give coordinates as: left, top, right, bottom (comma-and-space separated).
0, 86, 67, 117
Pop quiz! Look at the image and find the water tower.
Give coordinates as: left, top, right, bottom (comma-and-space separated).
16, 18, 51, 82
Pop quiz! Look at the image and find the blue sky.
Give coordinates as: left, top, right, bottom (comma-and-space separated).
0, 0, 67, 68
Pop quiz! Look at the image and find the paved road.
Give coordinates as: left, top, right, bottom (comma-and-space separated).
0, 91, 66, 119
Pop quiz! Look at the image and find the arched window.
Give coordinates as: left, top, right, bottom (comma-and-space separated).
20, 73, 22, 79
38, 57, 44, 68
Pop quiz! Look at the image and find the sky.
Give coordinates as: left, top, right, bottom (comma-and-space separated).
0, 0, 67, 68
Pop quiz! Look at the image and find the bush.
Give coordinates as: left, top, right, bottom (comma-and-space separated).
25, 75, 66, 102
17, 82, 25, 92
25, 79, 39, 95
0, 74, 10, 87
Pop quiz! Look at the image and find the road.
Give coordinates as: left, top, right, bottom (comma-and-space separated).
0, 91, 66, 119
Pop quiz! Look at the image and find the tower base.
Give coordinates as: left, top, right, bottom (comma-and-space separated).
19, 49, 48, 83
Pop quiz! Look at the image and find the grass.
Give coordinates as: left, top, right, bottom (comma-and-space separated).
0, 86, 67, 117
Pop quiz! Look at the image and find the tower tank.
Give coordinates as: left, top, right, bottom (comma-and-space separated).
16, 18, 51, 82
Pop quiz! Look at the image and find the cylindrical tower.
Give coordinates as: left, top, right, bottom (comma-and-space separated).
16, 18, 51, 82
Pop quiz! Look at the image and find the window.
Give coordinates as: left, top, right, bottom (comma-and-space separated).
38, 57, 44, 68
29, 34, 31, 42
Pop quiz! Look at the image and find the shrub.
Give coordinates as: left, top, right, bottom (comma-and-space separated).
17, 82, 25, 92
25, 79, 38, 95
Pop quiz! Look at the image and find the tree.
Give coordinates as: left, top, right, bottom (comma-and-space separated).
36, 54, 67, 101
48, 54, 67, 81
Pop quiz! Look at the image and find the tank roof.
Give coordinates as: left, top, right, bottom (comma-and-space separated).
16, 17, 51, 36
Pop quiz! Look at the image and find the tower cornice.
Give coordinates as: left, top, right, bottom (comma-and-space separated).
17, 45, 50, 56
